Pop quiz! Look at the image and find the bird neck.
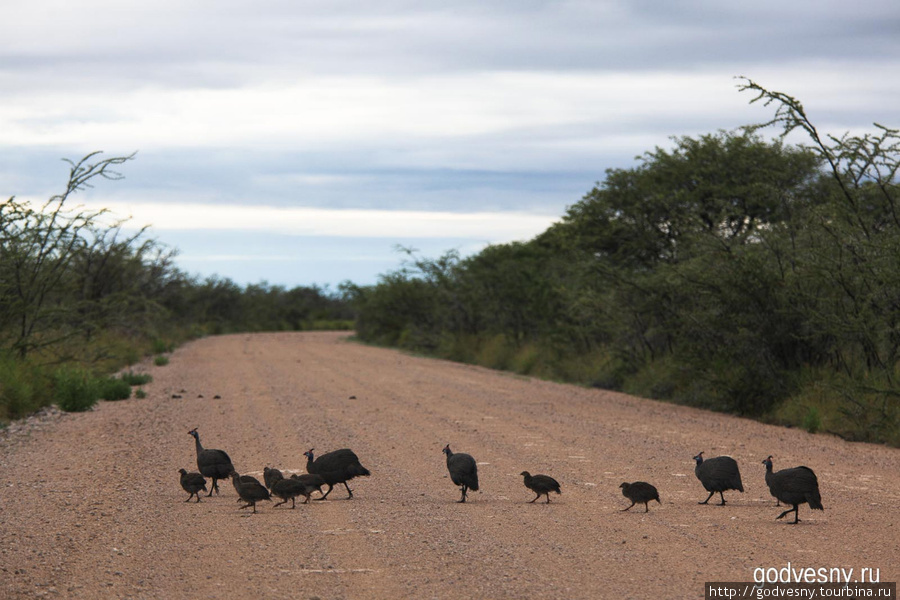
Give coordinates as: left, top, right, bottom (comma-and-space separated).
193, 434, 203, 454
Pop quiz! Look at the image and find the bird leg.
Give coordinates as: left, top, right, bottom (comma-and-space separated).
699, 491, 715, 505
529, 493, 540, 504
315, 484, 334, 501
273, 498, 288, 508
545, 494, 551, 504
185, 495, 193, 503
718, 491, 727, 506
643, 503, 649, 513
776, 506, 800, 524
458, 485, 468, 503
343, 482, 354, 498
621, 501, 635, 512
195, 495, 202, 503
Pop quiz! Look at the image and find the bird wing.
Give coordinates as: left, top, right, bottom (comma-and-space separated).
774, 467, 820, 495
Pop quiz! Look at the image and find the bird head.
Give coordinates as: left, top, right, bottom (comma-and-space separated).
188, 428, 198, 438
762, 455, 773, 467
693, 452, 704, 465
520, 471, 530, 478
619, 482, 628, 489
304, 449, 314, 460
179, 468, 187, 475
442, 444, 451, 456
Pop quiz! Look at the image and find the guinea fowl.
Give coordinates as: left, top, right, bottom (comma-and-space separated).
290, 473, 326, 502
619, 481, 660, 512
230, 471, 271, 513
443, 444, 479, 503
303, 448, 371, 500
188, 428, 234, 496
762, 455, 781, 506
263, 466, 284, 491
520, 471, 561, 503
178, 468, 207, 502
693, 452, 744, 505
762, 456, 824, 524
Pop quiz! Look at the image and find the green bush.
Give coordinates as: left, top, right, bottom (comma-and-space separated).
154, 355, 169, 366
53, 367, 100, 412
802, 407, 821, 434
120, 371, 153, 386
0, 357, 47, 421
98, 377, 132, 401
134, 388, 147, 399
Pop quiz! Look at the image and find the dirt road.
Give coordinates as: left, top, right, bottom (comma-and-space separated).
1, 332, 897, 599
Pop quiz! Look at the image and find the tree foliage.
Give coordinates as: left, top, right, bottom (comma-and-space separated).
350, 83, 900, 443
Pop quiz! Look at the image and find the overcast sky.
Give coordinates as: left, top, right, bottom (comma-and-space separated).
2, 1, 899, 289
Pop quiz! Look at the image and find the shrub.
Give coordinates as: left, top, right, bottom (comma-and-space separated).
801, 407, 821, 434
98, 377, 132, 401
53, 367, 100, 412
154, 355, 169, 366
134, 388, 147, 399
0, 357, 46, 421
120, 371, 153, 386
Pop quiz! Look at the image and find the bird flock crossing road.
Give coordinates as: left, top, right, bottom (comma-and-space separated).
0, 331, 897, 599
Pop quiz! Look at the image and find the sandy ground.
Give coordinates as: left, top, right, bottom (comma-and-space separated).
0, 331, 897, 599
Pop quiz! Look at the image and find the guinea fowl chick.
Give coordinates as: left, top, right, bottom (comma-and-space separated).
230, 471, 271, 513
290, 473, 327, 503
303, 448, 371, 500
693, 452, 744, 505
520, 471, 561, 504
443, 444, 479, 503
178, 468, 207, 502
263, 466, 284, 491
188, 428, 234, 496
762, 456, 824, 524
271, 478, 309, 509
619, 481, 660, 512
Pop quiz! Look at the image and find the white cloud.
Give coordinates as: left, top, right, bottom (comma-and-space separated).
81, 200, 559, 242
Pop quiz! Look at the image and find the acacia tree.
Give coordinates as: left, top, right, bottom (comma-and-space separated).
0, 152, 136, 358
738, 78, 900, 438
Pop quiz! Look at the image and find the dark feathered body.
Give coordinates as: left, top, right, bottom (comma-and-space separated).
304, 448, 371, 500
271, 478, 311, 508
290, 473, 327, 503
443, 444, 479, 503
188, 428, 234, 496
230, 472, 271, 513
263, 466, 284, 490
762, 455, 780, 506
619, 481, 660, 512
763, 457, 823, 524
693, 452, 744, 505
521, 471, 561, 503
178, 468, 207, 502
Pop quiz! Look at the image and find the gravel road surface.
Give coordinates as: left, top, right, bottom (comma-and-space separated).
1, 332, 897, 599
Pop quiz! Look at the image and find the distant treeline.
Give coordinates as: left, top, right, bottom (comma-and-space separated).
345, 79, 900, 445
0, 152, 353, 421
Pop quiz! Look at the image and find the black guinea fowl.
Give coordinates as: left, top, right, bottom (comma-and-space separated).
443, 444, 479, 503
762, 456, 824, 524
693, 452, 744, 505
188, 428, 234, 496
290, 473, 326, 503
178, 468, 207, 502
619, 481, 660, 512
303, 448, 371, 500
230, 471, 271, 513
263, 466, 284, 490
520, 471, 561, 503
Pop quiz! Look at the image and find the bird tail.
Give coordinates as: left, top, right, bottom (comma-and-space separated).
808, 491, 824, 511
351, 464, 371, 477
